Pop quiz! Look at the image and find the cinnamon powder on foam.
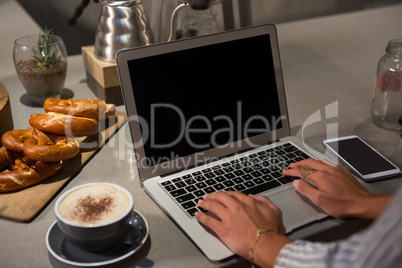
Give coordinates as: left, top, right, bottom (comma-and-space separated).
72, 194, 115, 222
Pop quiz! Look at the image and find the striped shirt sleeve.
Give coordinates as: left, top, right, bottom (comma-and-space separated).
275, 184, 402, 268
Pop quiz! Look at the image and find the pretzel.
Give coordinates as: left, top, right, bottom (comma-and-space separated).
29, 112, 100, 136
23, 127, 80, 162
0, 149, 61, 192
1, 129, 32, 152
0, 149, 9, 169
1, 128, 80, 162
43, 98, 116, 120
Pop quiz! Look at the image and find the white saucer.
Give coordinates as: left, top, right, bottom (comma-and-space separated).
46, 210, 149, 267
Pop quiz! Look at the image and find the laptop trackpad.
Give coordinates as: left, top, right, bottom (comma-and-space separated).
265, 188, 327, 233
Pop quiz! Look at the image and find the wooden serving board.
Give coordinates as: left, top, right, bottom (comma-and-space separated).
0, 111, 127, 222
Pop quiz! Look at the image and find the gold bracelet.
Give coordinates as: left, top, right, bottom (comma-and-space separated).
249, 228, 278, 268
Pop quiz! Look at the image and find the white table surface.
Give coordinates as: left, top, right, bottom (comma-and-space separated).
0, 1, 401, 267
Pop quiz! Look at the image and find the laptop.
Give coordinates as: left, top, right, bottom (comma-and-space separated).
116, 24, 327, 261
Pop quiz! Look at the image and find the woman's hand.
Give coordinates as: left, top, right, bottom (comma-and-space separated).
194, 158, 391, 267
283, 158, 390, 219
195, 191, 291, 267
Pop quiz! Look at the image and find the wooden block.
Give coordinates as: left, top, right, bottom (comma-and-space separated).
81, 46, 123, 105
0, 83, 14, 146
81, 46, 120, 88
86, 70, 124, 106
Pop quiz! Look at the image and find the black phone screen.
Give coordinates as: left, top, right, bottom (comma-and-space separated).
325, 137, 398, 176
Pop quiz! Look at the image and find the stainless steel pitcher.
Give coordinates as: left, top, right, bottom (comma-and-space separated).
94, 0, 154, 62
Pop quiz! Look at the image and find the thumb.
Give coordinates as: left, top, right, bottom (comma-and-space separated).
293, 179, 320, 203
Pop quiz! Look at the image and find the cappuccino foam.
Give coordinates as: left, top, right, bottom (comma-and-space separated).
58, 183, 131, 227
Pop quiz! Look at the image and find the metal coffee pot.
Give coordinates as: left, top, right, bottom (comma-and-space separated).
94, 0, 154, 62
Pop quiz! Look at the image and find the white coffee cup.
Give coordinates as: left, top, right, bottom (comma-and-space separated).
55, 182, 138, 252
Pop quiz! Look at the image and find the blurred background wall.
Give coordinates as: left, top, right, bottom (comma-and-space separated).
16, 0, 402, 55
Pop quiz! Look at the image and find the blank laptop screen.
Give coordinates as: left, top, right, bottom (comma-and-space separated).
127, 34, 282, 165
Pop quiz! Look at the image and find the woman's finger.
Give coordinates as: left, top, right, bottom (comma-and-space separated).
203, 191, 241, 208
291, 158, 332, 170
282, 168, 301, 177
282, 164, 323, 186
292, 179, 322, 205
197, 197, 228, 220
249, 194, 275, 207
195, 211, 223, 233
224, 191, 251, 203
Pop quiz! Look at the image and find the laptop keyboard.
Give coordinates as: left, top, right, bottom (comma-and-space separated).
160, 142, 310, 217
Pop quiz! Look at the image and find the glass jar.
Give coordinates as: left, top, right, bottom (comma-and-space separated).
13, 34, 67, 105
180, 4, 221, 39
167, 0, 223, 41
371, 39, 402, 131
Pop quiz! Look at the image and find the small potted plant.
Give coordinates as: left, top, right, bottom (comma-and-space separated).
13, 28, 67, 105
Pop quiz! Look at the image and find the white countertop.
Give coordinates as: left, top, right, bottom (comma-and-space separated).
0, 0, 401, 267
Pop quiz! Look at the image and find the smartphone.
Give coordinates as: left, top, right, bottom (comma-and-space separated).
323, 135, 401, 181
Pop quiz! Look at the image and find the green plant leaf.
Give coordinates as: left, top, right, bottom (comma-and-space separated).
31, 27, 61, 69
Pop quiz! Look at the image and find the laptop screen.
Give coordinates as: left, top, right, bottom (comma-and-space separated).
127, 34, 282, 166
